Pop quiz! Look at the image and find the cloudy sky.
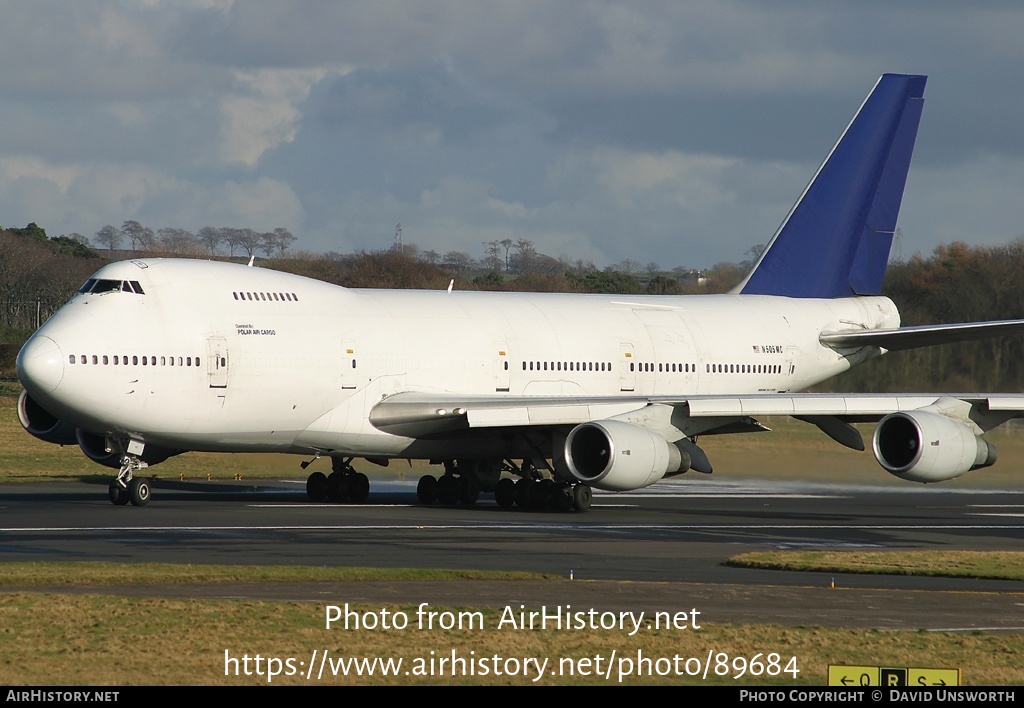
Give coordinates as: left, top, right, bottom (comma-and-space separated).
2, 1, 1023, 269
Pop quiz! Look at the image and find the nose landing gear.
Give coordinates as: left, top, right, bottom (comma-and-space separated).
108, 451, 151, 507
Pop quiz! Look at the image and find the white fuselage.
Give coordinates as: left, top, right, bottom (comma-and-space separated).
20, 259, 900, 458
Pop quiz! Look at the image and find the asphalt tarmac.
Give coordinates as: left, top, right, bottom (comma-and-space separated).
2, 476, 1023, 631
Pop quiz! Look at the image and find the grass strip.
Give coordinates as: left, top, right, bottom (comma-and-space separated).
726, 550, 1024, 581
1, 593, 1023, 685
0, 562, 552, 586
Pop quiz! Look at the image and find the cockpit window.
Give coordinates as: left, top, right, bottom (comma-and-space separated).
91, 279, 122, 293
78, 278, 146, 295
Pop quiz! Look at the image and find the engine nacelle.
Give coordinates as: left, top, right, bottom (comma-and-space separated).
76, 429, 121, 468
562, 421, 688, 491
17, 389, 77, 445
872, 410, 997, 483
76, 429, 180, 469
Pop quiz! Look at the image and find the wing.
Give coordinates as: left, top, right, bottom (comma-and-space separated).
370, 391, 1024, 485
371, 390, 1024, 436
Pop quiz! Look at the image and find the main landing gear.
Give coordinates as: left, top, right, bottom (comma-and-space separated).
108, 453, 151, 507
305, 457, 370, 503
417, 459, 592, 512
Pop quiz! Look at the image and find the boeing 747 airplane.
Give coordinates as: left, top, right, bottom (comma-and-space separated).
16, 74, 1024, 510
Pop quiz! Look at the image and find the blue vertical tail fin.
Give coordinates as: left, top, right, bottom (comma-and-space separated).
737, 74, 926, 298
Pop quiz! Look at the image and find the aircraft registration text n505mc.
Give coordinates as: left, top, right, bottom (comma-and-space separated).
16, 74, 1024, 510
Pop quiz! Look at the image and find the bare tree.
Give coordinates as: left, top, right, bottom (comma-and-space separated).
273, 227, 296, 255
260, 231, 279, 257
236, 228, 262, 258
481, 241, 503, 272
443, 251, 474, 274
94, 225, 122, 256
197, 226, 222, 255
158, 228, 197, 255
500, 238, 514, 272
121, 220, 155, 251
510, 239, 538, 274
221, 228, 242, 257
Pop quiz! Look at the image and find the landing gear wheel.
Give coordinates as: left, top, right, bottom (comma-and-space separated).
554, 482, 574, 512
437, 475, 459, 505
350, 473, 370, 503
128, 477, 151, 507
108, 481, 130, 506
572, 483, 592, 512
494, 478, 516, 508
514, 478, 533, 508
417, 475, 438, 504
459, 475, 480, 505
306, 472, 328, 501
527, 479, 550, 510
327, 471, 349, 502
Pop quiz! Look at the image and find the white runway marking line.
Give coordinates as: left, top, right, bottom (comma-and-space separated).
4, 523, 1024, 533
968, 504, 1024, 518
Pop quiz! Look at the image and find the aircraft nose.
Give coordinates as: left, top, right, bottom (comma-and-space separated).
16, 335, 65, 394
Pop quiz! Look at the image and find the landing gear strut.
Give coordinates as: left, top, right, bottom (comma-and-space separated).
109, 452, 151, 507
305, 457, 370, 503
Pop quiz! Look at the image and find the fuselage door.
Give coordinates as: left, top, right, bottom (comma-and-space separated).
207, 336, 228, 389
619, 342, 636, 392
341, 339, 357, 390
494, 341, 510, 392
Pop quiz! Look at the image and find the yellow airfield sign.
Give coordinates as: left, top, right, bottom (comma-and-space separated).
828, 665, 960, 687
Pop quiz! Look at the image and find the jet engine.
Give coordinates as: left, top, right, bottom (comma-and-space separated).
562, 420, 689, 491
75, 429, 122, 468
76, 429, 180, 469
17, 390, 77, 445
872, 410, 996, 483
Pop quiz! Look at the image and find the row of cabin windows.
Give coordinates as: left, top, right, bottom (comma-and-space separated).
522, 361, 613, 372
69, 354, 201, 367
631, 362, 696, 373
232, 291, 299, 302
707, 363, 782, 374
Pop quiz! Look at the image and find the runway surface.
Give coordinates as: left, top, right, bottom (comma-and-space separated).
2, 476, 1023, 631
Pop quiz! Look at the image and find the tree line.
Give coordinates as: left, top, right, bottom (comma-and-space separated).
2, 220, 1023, 392
90, 222, 297, 258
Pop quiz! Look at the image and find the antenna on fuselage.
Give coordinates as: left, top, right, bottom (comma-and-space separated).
247, 255, 255, 268
447, 279, 454, 293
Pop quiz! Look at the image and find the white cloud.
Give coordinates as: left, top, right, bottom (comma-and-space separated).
219, 68, 331, 166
